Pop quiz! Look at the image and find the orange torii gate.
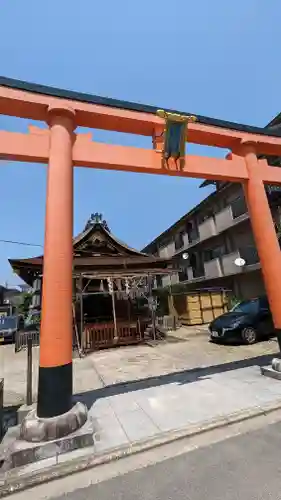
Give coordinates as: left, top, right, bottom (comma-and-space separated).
1, 76, 281, 440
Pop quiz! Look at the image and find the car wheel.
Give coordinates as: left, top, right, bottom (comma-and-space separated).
241, 327, 257, 345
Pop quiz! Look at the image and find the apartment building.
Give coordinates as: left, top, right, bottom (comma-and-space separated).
142, 180, 281, 301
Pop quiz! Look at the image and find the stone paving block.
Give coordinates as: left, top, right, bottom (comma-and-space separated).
115, 408, 160, 442
252, 391, 281, 405
138, 400, 211, 433
133, 374, 263, 433
143, 411, 192, 433
107, 393, 140, 413
93, 414, 129, 453
88, 398, 115, 418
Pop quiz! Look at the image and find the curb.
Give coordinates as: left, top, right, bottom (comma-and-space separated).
1, 399, 281, 497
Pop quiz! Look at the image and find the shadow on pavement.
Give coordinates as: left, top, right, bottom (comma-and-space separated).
74, 351, 279, 409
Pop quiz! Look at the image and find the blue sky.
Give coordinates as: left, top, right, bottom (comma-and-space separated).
0, 0, 279, 285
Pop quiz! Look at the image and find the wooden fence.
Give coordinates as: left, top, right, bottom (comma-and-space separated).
82, 320, 147, 352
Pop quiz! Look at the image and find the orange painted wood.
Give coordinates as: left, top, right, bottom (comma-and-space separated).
243, 147, 281, 328
39, 107, 75, 368
1, 85, 281, 155
1, 130, 281, 184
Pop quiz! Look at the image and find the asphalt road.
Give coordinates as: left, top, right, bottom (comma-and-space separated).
53, 420, 281, 500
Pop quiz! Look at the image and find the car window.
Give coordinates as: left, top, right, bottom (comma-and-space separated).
0, 315, 17, 330
232, 299, 259, 315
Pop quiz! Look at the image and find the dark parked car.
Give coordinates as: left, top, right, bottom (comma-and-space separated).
209, 296, 274, 345
0, 314, 24, 343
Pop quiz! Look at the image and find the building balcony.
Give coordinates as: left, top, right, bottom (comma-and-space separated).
221, 251, 241, 275
187, 229, 200, 245
215, 199, 248, 233
239, 246, 259, 266
180, 246, 260, 285
198, 217, 217, 241
221, 246, 259, 276
215, 206, 233, 233
186, 267, 205, 281
204, 258, 223, 279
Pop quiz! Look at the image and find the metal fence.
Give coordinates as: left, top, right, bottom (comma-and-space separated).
155, 315, 179, 331
15, 330, 40, 353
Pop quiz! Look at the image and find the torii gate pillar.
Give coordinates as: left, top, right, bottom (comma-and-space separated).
20, 106, 88, 442
242, 144, 281, 349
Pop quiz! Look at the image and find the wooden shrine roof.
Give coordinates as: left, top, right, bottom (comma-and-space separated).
9, 214, 174, 285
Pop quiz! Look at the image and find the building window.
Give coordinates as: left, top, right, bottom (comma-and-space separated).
204, 245, 226, 262
231, 196, 247, 219
179, 267, 189, 282
189, 253, 205, 278
175, 231, 184, 250
156, 275, 163, 288
186, 221, 199, 244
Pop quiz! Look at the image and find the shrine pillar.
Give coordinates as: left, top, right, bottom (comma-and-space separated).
20, 105, 87, 442
242, 144, 281, 350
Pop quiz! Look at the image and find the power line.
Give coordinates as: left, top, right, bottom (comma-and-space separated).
0, 239, 43, 248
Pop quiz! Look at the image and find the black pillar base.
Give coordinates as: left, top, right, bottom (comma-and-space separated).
37, 362, 73, 418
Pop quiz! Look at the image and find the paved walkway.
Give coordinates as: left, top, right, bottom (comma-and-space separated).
1, 331, 281, 487
4, 361, 281, 484
83, 363, 281, 454
0, 330, 279, 407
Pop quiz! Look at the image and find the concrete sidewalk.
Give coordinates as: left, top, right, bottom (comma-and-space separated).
82, 363, 281, 454
2, 360, 281, 498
